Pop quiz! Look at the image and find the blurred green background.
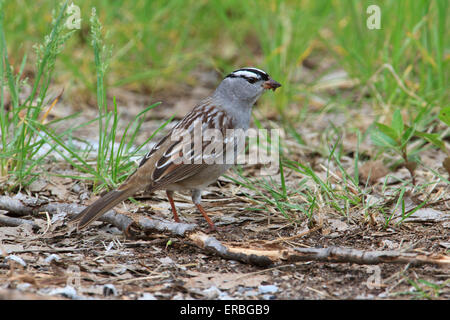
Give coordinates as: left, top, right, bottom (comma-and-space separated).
3, 0, 448, 114
0, 0, 448, 218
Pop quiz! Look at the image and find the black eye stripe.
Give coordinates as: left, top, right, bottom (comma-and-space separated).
244, 76, 257, 83
225, 74, 258, 81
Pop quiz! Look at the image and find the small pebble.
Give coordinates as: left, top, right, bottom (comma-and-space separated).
79, 192, 90, 201
381, 239, 397, 250
258, 284, 278, 294
138, 293, 157, 300
49, 285, 81, 300
237, 286, 248, 294
157, 257, 174, 265
71, 183, 82, 193
244, 290, 258, 297
16, 283, 32, 291
203, 286, 221, 299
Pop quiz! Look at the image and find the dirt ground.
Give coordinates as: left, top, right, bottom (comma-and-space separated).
0, 69, 449, 300
0, 196, 448, 300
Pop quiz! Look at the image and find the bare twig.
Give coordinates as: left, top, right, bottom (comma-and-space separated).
0, 195, 196, 236
189, 232, 450, 267
287, 246, 449, 266
0, 196, 35, 216
0, 214, 40, 230
189, 232, 274, 267
137, 216, 197, 236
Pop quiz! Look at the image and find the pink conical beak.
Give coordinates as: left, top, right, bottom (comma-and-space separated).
263, 79, 282, 91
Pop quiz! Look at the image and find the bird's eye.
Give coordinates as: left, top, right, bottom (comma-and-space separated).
246, 77, 258, 84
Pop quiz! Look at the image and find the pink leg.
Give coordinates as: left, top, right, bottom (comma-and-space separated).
166, 190, 180, 223
195, 203, 216, 232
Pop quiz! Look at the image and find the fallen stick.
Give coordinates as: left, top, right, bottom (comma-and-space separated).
137, 216, 196, 236
0, 214, 40, 230
0, 195, 196, 236
0, 195, 35, 216
287, 246, 450, 266
1, 195, 449, 268
189, 232, 450, 267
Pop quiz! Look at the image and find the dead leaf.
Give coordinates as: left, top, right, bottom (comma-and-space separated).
365, 194, 382, 207
48, 183, 69, 200
359, 160, 389, 184
28, 179, 48, 192
328, 219, 349, 232
439, 242, 450, 249
157, 257, 174, 265
403, 208, 449, 223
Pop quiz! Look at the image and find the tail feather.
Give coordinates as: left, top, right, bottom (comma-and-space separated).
71, 188, 137, 230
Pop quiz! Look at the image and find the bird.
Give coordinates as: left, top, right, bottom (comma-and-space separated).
71, 67, 281, 232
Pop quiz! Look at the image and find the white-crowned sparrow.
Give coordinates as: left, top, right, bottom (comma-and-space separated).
72, 67, 281, 231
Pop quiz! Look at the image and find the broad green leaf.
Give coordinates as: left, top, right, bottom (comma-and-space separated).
375, 122, 399, 141
391, 109, 404, 138
370, 128, 398, 148
413, 129, 446, 152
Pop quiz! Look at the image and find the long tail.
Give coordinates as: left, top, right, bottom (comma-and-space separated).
71, 187, 139, 230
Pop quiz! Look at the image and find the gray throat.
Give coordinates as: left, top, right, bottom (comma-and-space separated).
212, 91, 255, 130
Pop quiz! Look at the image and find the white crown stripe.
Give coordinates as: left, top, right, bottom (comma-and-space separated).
242, 67, 267, 74
231, 70, 261, 79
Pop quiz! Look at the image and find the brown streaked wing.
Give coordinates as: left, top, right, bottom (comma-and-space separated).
139, 134, 169, 167
148, 104, 235, 188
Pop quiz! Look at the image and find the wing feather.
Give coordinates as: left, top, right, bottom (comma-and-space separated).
131, 103, 235, 191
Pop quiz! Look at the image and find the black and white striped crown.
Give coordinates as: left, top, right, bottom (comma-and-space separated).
225, 67, 269, 83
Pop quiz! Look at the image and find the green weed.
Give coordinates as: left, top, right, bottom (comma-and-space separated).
0, 0, 74, 189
